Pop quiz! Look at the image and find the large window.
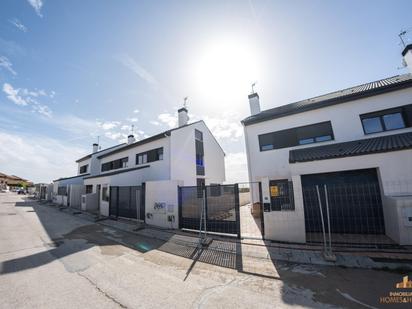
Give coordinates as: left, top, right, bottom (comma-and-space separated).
79, 164, 88, 174
101, 157, 128, 172
195, 130, 205, 175
360, 105, 412, 134
258, 121, 334, 151
136, 147, 163, 165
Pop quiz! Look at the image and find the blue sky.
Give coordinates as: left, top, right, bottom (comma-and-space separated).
0, 0, 411, 183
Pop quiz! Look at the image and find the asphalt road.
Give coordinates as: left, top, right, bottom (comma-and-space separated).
0, 193, 410, 308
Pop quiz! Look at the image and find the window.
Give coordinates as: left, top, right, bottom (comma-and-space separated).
269, 180, 294, 211
79, 164, 88, 174
197, 178, 205, 198
101, 157, 128, 172
102, 186, 109, 202
57, 186, 67, 196
85, 185, 93, 194
195, 129, 203, 141
136, 147, 163, 165
195, 130, 205, 175
259, 121, 334, 151
360, 105, 412, 134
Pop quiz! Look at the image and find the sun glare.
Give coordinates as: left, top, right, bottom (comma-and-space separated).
193, 37, 261, 106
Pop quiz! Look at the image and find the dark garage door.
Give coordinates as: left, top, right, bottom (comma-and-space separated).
302, 169, 385, 234
110, 186, 145, 220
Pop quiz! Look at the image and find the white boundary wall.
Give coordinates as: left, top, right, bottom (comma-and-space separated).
145, 180, 182, 229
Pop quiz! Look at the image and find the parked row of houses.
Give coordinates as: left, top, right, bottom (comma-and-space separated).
47, 43, 412, 246
52, 108, 225, 229
0, 172, 33, 190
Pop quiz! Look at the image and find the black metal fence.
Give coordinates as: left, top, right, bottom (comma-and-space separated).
178, 184, 240, 238
302, 182, 389, 248
110, 185, 145, 220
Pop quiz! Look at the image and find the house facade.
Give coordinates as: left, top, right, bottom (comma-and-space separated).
55, 107, 225, 224
242, 44, 412, 245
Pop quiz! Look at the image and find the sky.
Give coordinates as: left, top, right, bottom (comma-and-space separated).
0, 0, 411, 183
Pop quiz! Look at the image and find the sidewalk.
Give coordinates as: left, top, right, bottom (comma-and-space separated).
41, 200, 412, 273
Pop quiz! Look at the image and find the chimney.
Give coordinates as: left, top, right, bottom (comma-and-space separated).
248, 92, 261, 115
92, 143, 98, 153
128, 134, 136, 144
402, 44, 412, 72
178, 107, 189, 127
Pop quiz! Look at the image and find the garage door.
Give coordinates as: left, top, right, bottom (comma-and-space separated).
301, 169, 385, 234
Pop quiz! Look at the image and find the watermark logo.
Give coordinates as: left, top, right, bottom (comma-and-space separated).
396, 276, 412, 289
380, 276, 412, 304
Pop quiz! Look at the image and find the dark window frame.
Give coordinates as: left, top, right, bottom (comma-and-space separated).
360, 106, 408, 135
258, 121, 334, 152
101, 157, 129, 172
269, 179, 295, 211
85, 185, 93, 194
135, 147, 164, 165
79, 164, 88, 174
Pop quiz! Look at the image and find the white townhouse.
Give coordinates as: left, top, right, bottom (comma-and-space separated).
242, 44, 412, 245
56, 107, 225, 226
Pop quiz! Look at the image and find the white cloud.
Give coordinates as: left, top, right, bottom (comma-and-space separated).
2, 83, 54, 117
133, 109, 139, 113
225, 152, 248, 183
27, 0, 43, 17
9, 19, 28, 32
0, 56, 17, 76
0, 131, 84, 183
204, 115, 243, 141
158, 113, 177, 128
32, 103, 52, 118
97, 121, 120, 130
3, 83, 26, 105
116, 54, 158, 85
150, 120, 160, 126
126, 117, 138, 123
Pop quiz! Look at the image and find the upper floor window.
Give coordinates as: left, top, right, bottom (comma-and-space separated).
79, 164, 88, 174
258, 121, 334, 151
101, 157, 128, 172
360, 106, 410, 134
136, 147, 163, 165
195, 129, 203, 141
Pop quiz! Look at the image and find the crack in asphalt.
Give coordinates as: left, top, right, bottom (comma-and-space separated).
193, 276, 250, 309
77, 272, 128, 309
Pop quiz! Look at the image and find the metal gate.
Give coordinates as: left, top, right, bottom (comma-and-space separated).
178, 184, 240, 238
110, 185, 145, 220
302, 169, 385, 235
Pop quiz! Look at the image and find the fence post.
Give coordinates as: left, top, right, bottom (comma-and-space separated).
315, 185, 328, 254
178, 186, 182, 229
323, 184, 333, 256
258, 182, 265, 239
234, 183, 241, 239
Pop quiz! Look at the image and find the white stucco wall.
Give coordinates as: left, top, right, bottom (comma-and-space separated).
244, 87, 412, 182
170, 121, 225, 186
145, 180, 182, 229
99, 138, 171, 181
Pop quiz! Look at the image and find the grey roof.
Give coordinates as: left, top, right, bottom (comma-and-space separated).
53, 174, 90, 182
76, 143, 126, 163
242, 73, 412, 126
83, 165, 149, 179
289, 132, 412, 163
